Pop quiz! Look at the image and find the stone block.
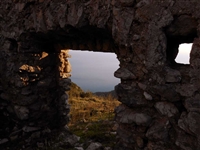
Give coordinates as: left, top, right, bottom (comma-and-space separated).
14, 105, 29, 120
154, 102, 179, 117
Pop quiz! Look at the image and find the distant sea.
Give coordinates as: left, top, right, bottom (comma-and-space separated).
68, 50, 120, 92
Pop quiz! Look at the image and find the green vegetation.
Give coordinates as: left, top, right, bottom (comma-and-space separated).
68, 82, 120, 148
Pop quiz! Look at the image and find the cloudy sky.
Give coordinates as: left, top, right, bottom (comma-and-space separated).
68, 50, 120, 92
68, 43, 192, 92
175, 43, 192, 64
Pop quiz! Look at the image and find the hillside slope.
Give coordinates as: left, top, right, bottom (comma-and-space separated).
67, 82, 121, 149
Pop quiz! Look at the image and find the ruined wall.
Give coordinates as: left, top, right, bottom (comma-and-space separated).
0, 0, 200, 149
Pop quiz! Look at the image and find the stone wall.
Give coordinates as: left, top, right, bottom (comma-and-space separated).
0, 37, 60, 148
0, 0, 200, 150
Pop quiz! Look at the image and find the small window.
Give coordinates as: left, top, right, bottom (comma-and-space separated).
175, 43, 193, 64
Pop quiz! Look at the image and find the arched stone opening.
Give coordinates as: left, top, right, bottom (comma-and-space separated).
0, 25, 120, 149
165, 15, 197, 65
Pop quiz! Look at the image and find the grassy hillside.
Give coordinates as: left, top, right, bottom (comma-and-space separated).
67, 82, 121, 148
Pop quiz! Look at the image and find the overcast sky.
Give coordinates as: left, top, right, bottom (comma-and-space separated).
175, 43, 192, 64
68, 50, 120, 92
68, 43, 192, 92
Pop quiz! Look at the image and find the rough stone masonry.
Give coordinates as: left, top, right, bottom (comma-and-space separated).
0, 0, 200, 149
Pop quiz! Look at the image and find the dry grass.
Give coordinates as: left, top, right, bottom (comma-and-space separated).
67, 82, 121, 148
68, 93, 120, 124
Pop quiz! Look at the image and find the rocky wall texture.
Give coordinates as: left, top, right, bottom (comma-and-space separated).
0, 0, 200, 150
0, 36, 74, 149
0, 37, 59, 149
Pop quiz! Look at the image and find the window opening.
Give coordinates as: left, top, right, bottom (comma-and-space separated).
66, 49, 121, 147
175, 43, 193, 64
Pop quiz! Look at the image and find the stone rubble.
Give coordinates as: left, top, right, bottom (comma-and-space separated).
86, 142, 103, 150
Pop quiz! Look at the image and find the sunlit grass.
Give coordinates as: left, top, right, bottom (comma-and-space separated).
68, 95, 119, 124
67, 82, 121, 148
